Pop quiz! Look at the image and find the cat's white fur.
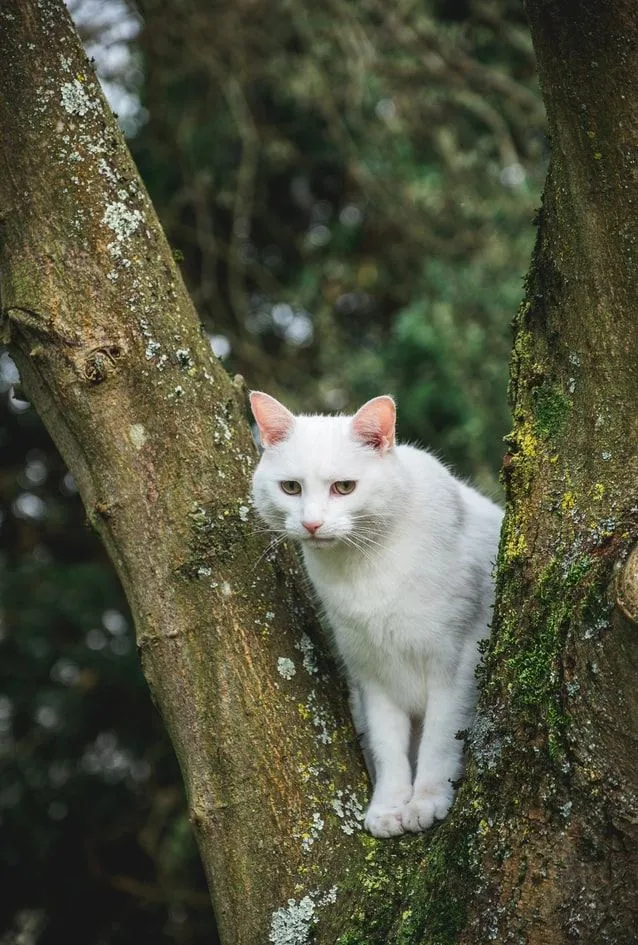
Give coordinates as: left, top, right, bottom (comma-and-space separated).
250, 392, 503, 838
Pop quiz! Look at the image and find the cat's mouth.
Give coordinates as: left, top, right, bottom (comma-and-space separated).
303, 535, 337, 545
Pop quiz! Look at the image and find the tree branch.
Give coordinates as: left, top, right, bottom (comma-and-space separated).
0, 3, 410, 942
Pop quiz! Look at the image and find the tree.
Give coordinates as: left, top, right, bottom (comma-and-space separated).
0, 2, 635, 945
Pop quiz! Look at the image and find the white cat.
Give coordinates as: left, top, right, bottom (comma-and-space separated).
250, 392, 503, 838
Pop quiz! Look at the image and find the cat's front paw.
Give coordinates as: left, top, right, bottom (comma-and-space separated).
364, 804, 407, 838
401, 786, 453, 833
364, 795, 411, 838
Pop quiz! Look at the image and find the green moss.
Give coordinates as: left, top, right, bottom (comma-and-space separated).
501, 509, 528, 563
393, 823, 474, 945
336, 933, 365, 945
531, 384, 571, 439
332, 815, 477, 945
492, 552, 598, 761
332, 835, 418, 945
182, 499, 253, 577
508, 323, 535, 405
500, 417, 542, 564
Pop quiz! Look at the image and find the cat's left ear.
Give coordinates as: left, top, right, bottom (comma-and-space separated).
249, 391, 295, 448
352, 396, 396, 453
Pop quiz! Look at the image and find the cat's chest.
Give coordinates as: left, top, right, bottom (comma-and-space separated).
314, 570, 437, 710
322, 577, 394, 623
303, 550, 458, 712
306, 554, 434, 644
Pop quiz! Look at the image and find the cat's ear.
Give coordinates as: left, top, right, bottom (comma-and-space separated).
352, 396, 396, 453
249, 391, 295, 448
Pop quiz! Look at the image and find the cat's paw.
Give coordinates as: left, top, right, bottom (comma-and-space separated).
363, 790, 412, 839
364, 797, 411, 838
401, 787, 453, 833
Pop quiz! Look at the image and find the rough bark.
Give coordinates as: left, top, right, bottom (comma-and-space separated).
408, 1, 638, 941
1, 1, 637, 944
0, 3, 412, 943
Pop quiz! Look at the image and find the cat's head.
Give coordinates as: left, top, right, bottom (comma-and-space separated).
250, 392, 402, 549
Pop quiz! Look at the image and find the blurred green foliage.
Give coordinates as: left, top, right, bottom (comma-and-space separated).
1, 0, 543, 942
133, 0, 545, 486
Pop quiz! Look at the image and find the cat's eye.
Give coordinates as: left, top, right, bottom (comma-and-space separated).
280, 480, 302, 496
332, 480, 357, 496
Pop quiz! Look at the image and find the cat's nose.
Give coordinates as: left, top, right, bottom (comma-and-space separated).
302, 520, 323, 535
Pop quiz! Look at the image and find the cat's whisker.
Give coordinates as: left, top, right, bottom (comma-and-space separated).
252, 522, 285, 535
252, 532, 288, 570
340, 536, 372, 564
349, 529, 391, 556
346, 530, 382, 551
348, 517, 389, 543
351, 530, 386, 549
341, 533, 379, 567
348, 513, 384, 526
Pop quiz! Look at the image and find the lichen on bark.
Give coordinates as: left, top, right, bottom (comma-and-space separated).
0, 3, 379, 942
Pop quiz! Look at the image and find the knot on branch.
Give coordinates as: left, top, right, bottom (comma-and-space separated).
83, 344, 123, 384
617, 544, 638, 625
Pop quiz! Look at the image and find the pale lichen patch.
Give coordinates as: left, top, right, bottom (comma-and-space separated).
318, 886, 338, 906
330, 789, 365, 834
268, 887, 339, 945
98, 158, 117, 183
269, 896, 316, 945
175, 348, 193, 369
298, 811, 325, 854
102, 202, 143, 242
60, 78, 97, 117
144, 339, 160, 360
277, 657, 296, 680
297, 762, 321, 784
295, 634, 318, 675
304, 691, 334, 744
214, 415, 233, 444
128, 424, 147, 450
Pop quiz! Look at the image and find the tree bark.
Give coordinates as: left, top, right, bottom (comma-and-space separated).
417, 1, 638, 940
0, 4, 405, 943
1, 1, 636, 944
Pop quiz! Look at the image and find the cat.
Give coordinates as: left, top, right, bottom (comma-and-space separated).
249, 391, 503, 838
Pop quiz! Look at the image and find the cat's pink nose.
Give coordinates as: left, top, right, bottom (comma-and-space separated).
302, 520, 323, 535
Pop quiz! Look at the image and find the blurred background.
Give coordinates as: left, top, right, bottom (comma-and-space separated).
0, 1, 545, 942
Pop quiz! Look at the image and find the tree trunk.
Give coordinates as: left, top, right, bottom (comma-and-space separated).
1, 1, 636, 944
0, 4, 402, 943
412, 0, 638, 940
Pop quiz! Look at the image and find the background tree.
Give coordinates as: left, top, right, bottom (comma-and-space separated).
132, 0, 544, 484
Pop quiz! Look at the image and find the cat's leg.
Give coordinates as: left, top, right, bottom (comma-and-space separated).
401, 650, 478, 832
360, 681, 413, 838
348, 681, 375, 780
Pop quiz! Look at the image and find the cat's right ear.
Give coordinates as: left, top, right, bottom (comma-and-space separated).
352, 396, 396, 453
249, 391, 295, 448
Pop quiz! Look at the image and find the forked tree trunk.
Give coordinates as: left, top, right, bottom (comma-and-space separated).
0, 1, 636, 943
0, 3, 377, 942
